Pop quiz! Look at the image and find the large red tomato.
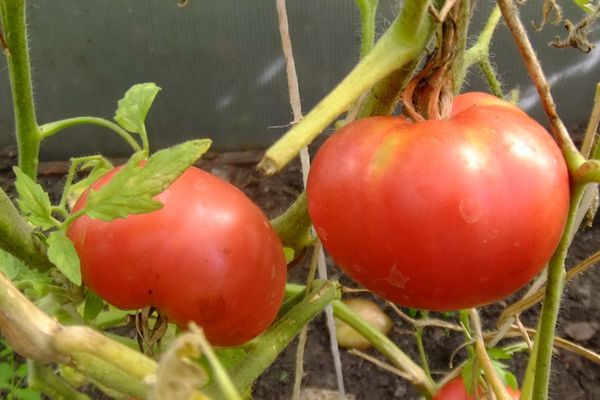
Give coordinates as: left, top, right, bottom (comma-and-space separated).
433, 377, 520, 400
307, 92, 569, 310
68, 166, 287, 346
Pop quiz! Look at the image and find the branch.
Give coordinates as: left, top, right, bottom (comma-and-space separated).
497, 0, 584, 171
258, 0, 435, 174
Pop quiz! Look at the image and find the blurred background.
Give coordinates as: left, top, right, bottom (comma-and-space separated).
0, 0, 598, 159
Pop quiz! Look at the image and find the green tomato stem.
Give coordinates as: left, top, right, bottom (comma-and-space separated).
355, 0, 379, 59
334, 301, 436, 397
39, 117, 142, 153
28, 360, 91, 400
415, 312, 433, 382
0, 0, 41, 179
450, 0, 472, 94
258, 0, 435, 175
526, 184, 586, 400
0, 188, 53, 272
203, 280, 338, 397
455, 5, 502, 95
270, 191, 313, 251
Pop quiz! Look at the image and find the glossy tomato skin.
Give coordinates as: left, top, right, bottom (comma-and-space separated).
307, 92, 569, 311
68, 166, 287, 346
433, 377, 520, 400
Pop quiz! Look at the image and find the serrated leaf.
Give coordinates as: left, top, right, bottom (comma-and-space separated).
0, 249, 28, 280
83, 139, 212, 222
84, 289, 104, 322
574, 0, 597, 13
67, 157, 113, 208
114, 83, 161, 134
47, 231, 81, 285
13, 167, 55, 230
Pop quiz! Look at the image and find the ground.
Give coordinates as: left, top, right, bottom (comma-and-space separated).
0, 146, 599, 399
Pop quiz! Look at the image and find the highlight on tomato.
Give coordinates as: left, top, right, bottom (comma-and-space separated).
307, 92, 570, 311
68, 166, 287, 346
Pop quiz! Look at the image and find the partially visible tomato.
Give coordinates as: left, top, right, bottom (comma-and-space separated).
433, 377, 520, 400
68, 166, 287, 346
307, 92, 569, 310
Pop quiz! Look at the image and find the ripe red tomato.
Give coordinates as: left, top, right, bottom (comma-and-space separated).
307, 92, 569, 310
433, 377, 520, 400
68, 166, 287, 346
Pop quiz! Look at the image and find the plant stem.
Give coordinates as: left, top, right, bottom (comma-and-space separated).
334, 301, 436, 397
415, 312, 432, 382
469, 309, 512, 400
455, 5, 502, 94
39, 117, 142, 152
0, 188, 53, 272
497, 0, 584, 171
355, 0, 379, 59
258, 0, 435, 175
28, 360, 91, 400
0, 0, 41, 179
450, 0, 472, 94
526, 183, 586, 399
270, 192, 313, 251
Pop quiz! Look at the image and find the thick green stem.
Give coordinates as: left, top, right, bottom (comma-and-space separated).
0, 188, 53, 272
39, 117, 142, 152
450, 0, 472, 94
526, 184, 586, 400
203, 280, 338, 397
456, 5, 502, 96
258, 0, 435, 175
28, 361, 91, 400
0, 0, 41, 179
355, 0, 379, 59
270, 191, 313, 251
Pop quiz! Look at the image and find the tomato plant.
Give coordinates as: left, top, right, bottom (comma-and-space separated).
68, 165, 287, 346
433, 377, 520, 400
307, 92, 570, 310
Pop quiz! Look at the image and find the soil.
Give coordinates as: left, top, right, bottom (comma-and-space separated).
1, 146, 599, 399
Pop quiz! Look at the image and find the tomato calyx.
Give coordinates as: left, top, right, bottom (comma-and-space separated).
402, 5, 461, 122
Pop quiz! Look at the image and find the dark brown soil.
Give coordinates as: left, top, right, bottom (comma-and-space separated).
1, 147, 599, 399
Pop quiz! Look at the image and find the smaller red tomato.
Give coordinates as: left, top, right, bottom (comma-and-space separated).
433, 377, 520, 400
68, 166, 287, 346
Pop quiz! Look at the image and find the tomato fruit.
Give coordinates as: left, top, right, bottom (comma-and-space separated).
307, 92, 569, 310
68, 166, 287, 346
433, 377, 520, 400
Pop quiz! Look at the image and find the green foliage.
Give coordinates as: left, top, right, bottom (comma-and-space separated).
0, 250, 52, 299
47, 231, 81, 286
83, 288, 104, 322
114, 82, 161, 136
13, 167, 55, 230
0, 340, 41, 400
82, 139, 212, 222
573, 0, 597, 13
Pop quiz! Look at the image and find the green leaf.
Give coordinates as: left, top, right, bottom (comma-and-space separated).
504, 371, 519, 391
83, 139, 212, 222
84, 289, 104, 322
15, 363, 28, 378
67, 157, 113, 206
487, 347, 512, 360
461, 358, 476, 394
0, 249, 28, 280
13, 167, 55, 230
0, 363, 13, 383
114, 83, 161, 134
573, 0, 597, 13
47, 231, 81, 285
14, 388, 42, 400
